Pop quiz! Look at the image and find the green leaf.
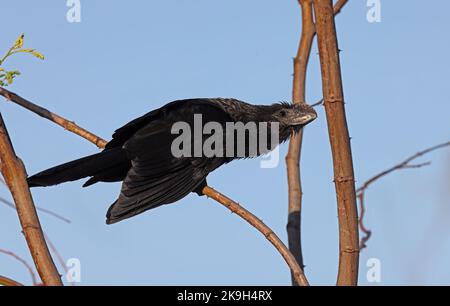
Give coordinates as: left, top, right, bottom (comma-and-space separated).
31, 50, 45, 60
6, 73, 13, 84
4, 70, 21, 85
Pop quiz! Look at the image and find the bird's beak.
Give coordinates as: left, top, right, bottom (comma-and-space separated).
292, 111, 317, 125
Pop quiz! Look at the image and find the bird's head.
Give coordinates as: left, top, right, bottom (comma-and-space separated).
270, 102, 317, 129
223, 99, 318, 144
261, 102, 316, 135
249, 101, 317, 143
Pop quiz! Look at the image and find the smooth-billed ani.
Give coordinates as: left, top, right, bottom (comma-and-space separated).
27, 98, 317, 224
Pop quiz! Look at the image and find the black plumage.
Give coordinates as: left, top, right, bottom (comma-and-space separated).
27, 98, 317, 224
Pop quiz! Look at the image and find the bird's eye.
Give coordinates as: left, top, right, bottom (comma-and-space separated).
279, 110, 287, 117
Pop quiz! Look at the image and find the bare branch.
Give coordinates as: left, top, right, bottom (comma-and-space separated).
0, 195, 71, 224
285, 0, 316, 285
357, 193, 371, 250
202, 186, 309, 286
356, 142, 450, 194
311, 98, 324, 108
0, 275, 24, 286
0, 248, 38, 285
0, 114, 62, 285
333, 0, 348, 15
357, 141, 450, 250
313, 0, 359, 285
44, 233, 73, 286
0, 87, 107, 149
286, 0, 349, 285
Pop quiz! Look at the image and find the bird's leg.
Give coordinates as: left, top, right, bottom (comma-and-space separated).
193, 179, 208, 196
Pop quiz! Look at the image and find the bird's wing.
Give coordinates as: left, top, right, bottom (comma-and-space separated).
105, 100, 232, 224
105, 98, 230, 149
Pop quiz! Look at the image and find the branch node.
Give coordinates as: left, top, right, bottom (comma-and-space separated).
324, 97, 344, 104
334, 176, 355, 183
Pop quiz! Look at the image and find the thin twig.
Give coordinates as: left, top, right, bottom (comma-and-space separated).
1, 190, 71, 283
202, 186, 309, 286
0, 195, 71, 224
0, 275, 24, 286
356, 142, 450, 194
357, 193, 371, 250
0, 114, 62, 285
0, 248, 38, 285
44, 233, 74, 286
311, 98, 324, 108
333, 0, 348, 15
357, 141, 450, 250
1, 87, 308, 285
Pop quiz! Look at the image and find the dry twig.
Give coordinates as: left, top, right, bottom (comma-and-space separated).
357, 141, 450, 250
44, 233, 74, 286
0, 193, 70, 283
0, 248, 38, 285
0, 275, 24, 286
0, 195, 71, 224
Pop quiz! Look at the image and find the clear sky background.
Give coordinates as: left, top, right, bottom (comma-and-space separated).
1, 0, 449, 285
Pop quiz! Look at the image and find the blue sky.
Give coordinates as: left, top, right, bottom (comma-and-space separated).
1, 0, 449, 285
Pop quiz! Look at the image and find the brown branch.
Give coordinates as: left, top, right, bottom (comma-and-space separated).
0, 114, 62, 286
333, 0, 348, 15
0, 275, 24, 286
0, 87, 107, 149
286, 0, 349, 286
357, 192, 371, 250
0, 248, 38, 285
1, 88, 308, 285
285, 0, 315, 285
357, 141, 450, 250
202, 186, 309, 286
312, 0, 359, 286
356, 142, 450, 194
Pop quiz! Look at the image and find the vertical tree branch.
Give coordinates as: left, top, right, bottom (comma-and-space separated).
285, 0, 315, 285
286, 0, 349, 285
0, 114, 62, 286
312, 0, 359, 285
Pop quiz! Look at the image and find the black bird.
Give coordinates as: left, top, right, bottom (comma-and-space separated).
28, 98, 317, 224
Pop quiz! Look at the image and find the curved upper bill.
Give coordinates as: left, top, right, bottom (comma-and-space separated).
292, 111, 317, 125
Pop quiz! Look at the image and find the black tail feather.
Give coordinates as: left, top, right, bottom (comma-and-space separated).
27, 149, 129, 188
